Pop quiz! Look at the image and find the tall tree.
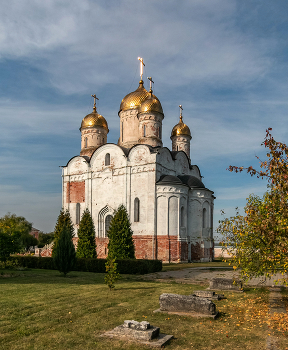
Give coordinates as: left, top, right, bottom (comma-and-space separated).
53, 223, 76, 276
0, 213, 33, 259
76, 208, 97, 258
52, 209, 74, 257
218, 128, 288, 284
0, 229, 15, 262
107, 205, 135, 259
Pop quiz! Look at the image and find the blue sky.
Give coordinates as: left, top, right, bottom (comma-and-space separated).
1, 0, 288, 235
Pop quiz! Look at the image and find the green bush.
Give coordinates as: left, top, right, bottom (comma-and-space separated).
8, 256, 162, 274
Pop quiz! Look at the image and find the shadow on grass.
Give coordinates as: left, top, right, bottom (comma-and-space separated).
0, 269, 162, 286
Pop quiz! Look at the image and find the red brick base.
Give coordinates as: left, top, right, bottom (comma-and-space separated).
190, 242, 214, 262
40, 236, 213, 263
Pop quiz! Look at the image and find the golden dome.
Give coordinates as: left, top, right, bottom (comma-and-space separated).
171, 116, 191, 137
120, 80, 149, 112
139, 93, 163, 115
81, 111, 108, 131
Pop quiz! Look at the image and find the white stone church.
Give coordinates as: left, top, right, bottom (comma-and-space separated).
61, 61, 215, 262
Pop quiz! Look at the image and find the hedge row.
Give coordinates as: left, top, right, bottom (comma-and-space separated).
9, 256, 162, 274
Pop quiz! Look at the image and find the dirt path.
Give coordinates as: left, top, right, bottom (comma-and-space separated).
143, 267, 287, 287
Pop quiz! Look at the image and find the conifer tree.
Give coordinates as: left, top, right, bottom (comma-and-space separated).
104, 255, 120, 290
53, 223, 76, 276
107, 205, 135, 259
76, 208, 97, 258
52, 209, 74, 257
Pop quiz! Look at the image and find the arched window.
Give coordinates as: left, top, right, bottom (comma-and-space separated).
105, 153, 110, 166
134, 197, 140, 222
203, 208, 207, 228
143, 125, 146, 137
85, 137, 88, 148
102, 137, 104, 143
105, 215, 113, 237
180, 206, 185, 227
76, 203, 80, 225
158, 126, 162, 139
176, 145, 179, 151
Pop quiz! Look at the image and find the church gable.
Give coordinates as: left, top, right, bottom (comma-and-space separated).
66, 156, 89, 175
128, 144, 155, 165
90, 144, 127, 172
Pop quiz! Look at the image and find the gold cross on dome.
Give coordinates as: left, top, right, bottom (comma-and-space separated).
147, 77, 154, 93
138, 57, 145, 80
179, 105, 183, 122
91, 94, 99, 112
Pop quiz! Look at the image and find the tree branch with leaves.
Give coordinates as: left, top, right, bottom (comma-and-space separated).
218, 128, 288, 285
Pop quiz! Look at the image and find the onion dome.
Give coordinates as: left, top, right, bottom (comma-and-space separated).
139, 93, 163, 115
120, 80, 149, 112
171, 115, 191, 137
80, 110, 108, 131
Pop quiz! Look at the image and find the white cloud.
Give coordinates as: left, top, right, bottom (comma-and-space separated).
0, 185, 61, 232
0, 0, 272, 94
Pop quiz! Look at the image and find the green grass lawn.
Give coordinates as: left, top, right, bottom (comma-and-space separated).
0, 268, 287, 350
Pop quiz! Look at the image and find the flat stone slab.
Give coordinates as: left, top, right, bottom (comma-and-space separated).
193, 290, 225, 300
158, 293, 217, 315
154, 308, 219, 319
101, 327, 173, 348
107, 324, 160, 341
208, 278, 243, 292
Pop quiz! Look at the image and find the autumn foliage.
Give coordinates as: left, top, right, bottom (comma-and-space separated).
218, 128, 288, 284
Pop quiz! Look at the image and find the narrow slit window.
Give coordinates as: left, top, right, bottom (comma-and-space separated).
105, 215, 113, 237
203, 208, 207, 228
121, 121, 123, 141
76, 203, 80, 225
180, 206, 185, 227
143, 125, 146, 137
134, 197, 140, 222
105, 153, 110, 166
85, 137, 88, 148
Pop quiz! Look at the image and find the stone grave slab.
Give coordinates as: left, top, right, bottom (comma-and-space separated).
208, 278, 243, 292
101, 320, 173, 348
193, 290, 225, 300
154, 293, 219, 319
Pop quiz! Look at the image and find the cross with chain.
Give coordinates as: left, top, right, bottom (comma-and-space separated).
138, 57, 145, 80
147, 77, 154, 93
91, 94, 99, 112
179, 105, 183, 122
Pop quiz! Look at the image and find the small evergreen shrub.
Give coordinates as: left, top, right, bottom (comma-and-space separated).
53, 224, 76, 276
104, 256, 120, 290
52, 209, 74, 257
107, 205, 135, 259
76, 209, 97, 258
